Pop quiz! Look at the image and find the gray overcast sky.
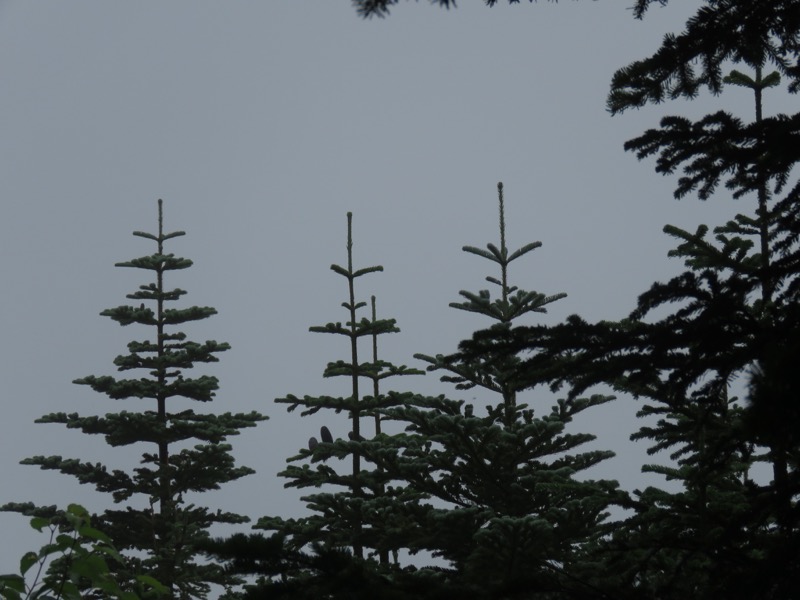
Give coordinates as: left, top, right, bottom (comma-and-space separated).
0, 0, 772, 574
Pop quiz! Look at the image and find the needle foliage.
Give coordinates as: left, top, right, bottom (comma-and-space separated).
2, 201, 266, 600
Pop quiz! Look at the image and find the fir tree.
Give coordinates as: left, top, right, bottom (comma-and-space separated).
235, 212, 424, 598
589, 10, 800, 597
2, 201, 267, 600
372, 183, 621, 599
460, 4, 800, 597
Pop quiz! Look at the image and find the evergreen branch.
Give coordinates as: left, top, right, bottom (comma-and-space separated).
624, 111, 800, 200
507, 241, 542, 263
17, 456, 136, 502
115, 254, 193, 271
462, 245, 501, 264
309, 318, 397, 337
608, 1, 800, 113
329, 264, 383, 279
132, 231, 158, 241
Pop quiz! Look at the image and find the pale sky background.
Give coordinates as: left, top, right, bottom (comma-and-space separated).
0, 0, 781, 577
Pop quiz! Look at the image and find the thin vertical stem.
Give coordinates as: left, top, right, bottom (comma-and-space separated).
747, 66, 791, 532
754, 66, 772, 305
371, 295, 389, 564
155, 199, 173, 594
346, 212, 363, 559
371, 296, 382, 437
157, 200, 169, 504
495, 184, 517, 418
498, 182, 509, 307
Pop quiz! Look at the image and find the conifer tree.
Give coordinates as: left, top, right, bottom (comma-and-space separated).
371, 183, 621, 599
243, 212, 424, 598
2, 201, 266, 600
460, 4, 800, 597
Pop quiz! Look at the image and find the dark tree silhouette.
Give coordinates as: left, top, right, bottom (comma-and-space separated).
2, 201, 266, 600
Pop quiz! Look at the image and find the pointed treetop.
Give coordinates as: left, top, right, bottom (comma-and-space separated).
328, 212, 383, 283
455, 182, 564, 323
132, 199, 186, 248
498, 182, 506, 263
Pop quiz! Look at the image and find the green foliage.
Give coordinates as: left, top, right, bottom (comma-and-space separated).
6, 3, 800, 598
209, 212, 426, 597
2, 201, 267, 599
270, 213, 422, 552
457, 4, 800, 598
215, 190, 619, 598
607, 1, 800, 112
365, 183, 621, 598
0, 504, 166, 600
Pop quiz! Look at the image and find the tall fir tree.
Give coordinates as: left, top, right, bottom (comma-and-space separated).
370, 183, 621, 599
460, 4, 800, 597
2, 201, 267, 600
229, 212, 425, 599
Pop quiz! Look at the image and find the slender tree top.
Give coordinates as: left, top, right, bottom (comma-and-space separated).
449, 181, 565, 324
128, 199, 186, 250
